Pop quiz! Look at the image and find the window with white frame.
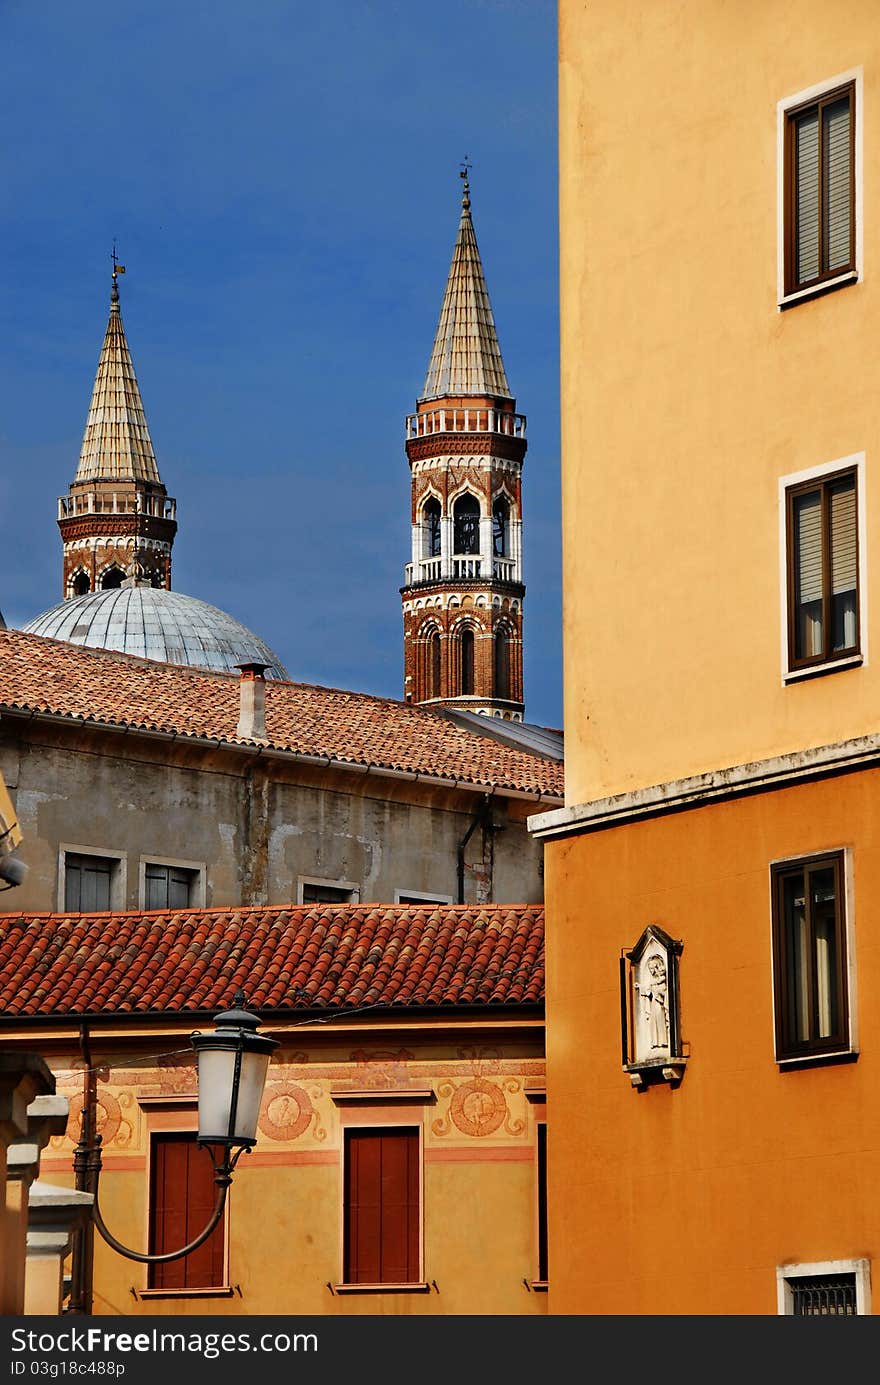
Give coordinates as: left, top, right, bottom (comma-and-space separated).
297, 876, 360, 905
141, 858, 205, 911
778, 1259, 870, 1315
394, 889, 453, 906
61, 847, 125, 912
779, 455, 865, 679
779, 71, 861, 305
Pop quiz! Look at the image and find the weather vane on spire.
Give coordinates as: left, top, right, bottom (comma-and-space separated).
111, 239, 126, 282
460, 156, 472, 207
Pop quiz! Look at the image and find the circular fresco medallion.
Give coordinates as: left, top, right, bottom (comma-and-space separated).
259, 1083, 313, 1141
449, 1077, 507, 1137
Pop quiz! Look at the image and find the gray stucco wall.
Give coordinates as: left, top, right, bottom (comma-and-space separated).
0, 718, 547, 913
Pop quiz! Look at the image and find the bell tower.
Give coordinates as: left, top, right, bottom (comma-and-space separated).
57, 258, 177, 598
401, 173, 526, 721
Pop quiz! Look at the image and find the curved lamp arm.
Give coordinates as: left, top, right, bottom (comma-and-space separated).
92, 1168, 230, 1266
81, 1131, 248, 1265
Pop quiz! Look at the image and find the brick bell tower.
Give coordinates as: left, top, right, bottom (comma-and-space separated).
57, 257, 177, 597
401, 172, 526, 721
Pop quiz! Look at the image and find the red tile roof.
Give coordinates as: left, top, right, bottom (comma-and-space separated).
0, 903, 544, 1018
0, 629, 563, 800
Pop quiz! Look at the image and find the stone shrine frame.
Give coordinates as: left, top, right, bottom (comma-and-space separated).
620, 925, 686, 1088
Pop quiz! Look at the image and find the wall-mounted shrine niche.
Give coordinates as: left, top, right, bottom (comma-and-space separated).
620, 925, 686, 1089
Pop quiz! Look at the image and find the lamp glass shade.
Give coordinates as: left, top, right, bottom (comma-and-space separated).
196, 1046, 272, 1145
234, 1050, 272, 1142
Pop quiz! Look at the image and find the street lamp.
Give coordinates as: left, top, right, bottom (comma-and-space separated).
73, 991, 278, 1272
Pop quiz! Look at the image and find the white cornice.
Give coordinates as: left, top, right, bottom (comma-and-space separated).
528, 732, 880, 839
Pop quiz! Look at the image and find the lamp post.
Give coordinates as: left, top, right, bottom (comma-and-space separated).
69, 992, 277, 1307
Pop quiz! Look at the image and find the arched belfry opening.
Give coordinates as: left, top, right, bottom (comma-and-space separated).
423, 497, 442, 558
453, 494, 480, 556
400, 175, 526, 720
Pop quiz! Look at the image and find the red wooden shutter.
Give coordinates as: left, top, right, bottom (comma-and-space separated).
344, 1128, 419, 1284
149, 1134, 225, 1289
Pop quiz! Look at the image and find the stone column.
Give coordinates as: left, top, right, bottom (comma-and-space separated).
0, 1060, 57, 1315
25, 1182, 94, 1316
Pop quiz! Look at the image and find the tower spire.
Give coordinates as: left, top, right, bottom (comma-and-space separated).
401, 174, 527, 722
420, 170, 511, 402
75, 256, 159, 485
57, 265, 177, 598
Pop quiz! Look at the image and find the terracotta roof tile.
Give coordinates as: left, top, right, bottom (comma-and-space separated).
0, 629, 562, 800
0, 904, 544, 1018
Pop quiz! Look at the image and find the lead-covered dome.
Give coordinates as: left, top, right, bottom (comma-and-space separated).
22, 587, 289, 680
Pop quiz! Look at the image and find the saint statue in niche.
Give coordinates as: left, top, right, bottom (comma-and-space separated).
622, 925, 684, 1081
639, 952, 669, 1052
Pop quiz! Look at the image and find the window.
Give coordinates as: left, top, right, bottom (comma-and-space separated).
70, 570, 90, 597
144, 863, 200, 910
430, 629, 441, 698
492, 497, 510, 557
452, 494, 480, 555
100, 565, 125, 590
536, 1120, 548, 1285
786, 467, 858, 671
423, 497, 441, 558
394, 889, 453, 906
784, 81, 854, 296
63, 851, 121, 912
148, 1133, 226, 1290
343, 1128, 420, 1285
459, 628, 475, 695
778, 1259, 870, 1315
771, 852, 850, 1061
494, 629, 510, 700
298, 876, 360, 904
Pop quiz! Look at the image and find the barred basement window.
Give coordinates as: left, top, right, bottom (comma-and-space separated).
786, 467, 858, 671
785, 81, 854, 295
791, 1274, 856, 1315
778, 1259, 870, 1315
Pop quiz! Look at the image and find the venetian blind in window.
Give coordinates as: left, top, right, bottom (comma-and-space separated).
789, 84, 854, 292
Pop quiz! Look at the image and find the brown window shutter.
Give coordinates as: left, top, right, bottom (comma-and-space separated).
149, 1134, 225, 1289
344, 1129, 419, 1284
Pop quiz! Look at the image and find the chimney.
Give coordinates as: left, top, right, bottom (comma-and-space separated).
235, 662, 269, 741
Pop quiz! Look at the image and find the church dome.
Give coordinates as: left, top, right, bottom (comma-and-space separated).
22, 586, 290, 680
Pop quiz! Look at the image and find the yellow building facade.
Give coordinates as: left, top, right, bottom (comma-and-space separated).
532, 0, 880, 1314
0, 902, 548, 1316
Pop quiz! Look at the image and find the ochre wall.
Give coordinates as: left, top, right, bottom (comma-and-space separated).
544, 767, 880, 1314
39, 1039, 547, 1316
559, 0, 880, 803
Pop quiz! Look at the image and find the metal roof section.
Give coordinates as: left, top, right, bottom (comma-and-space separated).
73, 271, 162, 485
441, 707, 564, 762
420, 175, 512, 403
22, 587, 289, 680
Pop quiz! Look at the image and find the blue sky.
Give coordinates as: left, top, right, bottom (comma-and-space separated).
0, 0, 561, 728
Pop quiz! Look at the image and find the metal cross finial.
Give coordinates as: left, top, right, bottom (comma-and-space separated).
460, 157, 472, 207
110, 240, 126, 281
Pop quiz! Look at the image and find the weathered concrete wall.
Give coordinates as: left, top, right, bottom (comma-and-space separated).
0, 717, 546, 912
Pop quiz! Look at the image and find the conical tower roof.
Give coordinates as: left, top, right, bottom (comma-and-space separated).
420, 177, 511, 402
74, 275, 161, 484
